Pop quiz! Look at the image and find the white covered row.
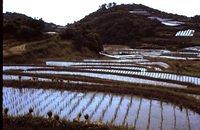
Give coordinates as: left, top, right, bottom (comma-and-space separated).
24, 70, 187, 88
99, 52, 144, 59
82, 69, 200, 86
72, 65, 147, 71
83, 59, 146, 63
138, 62, 169, 69
46, 61, 137, 67
183, 46, 200, 52
3, 66, 53, 71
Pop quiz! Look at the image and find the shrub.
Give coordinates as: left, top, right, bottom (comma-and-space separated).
4, 108, 9, 116
54, 114, 59, 121
47, 111, 53, 118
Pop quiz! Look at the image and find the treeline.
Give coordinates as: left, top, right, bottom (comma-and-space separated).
3, 12, 45, 40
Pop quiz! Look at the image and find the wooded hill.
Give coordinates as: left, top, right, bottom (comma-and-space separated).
65, 3, 200, 49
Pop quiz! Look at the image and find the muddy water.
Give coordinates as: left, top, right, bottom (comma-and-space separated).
3, 87, 200, 130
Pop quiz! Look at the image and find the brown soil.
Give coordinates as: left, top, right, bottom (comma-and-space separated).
3, 116, 129, 130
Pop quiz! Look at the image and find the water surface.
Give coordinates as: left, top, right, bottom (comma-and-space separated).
3, 87, 200, 130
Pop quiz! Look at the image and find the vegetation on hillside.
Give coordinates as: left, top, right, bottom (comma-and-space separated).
68, 3, 199, 49
189, 15, 200, 31
60, 26, 103, 52
3, 12, 46, 40
3, 12, 103, 63
3, 3, 200, 63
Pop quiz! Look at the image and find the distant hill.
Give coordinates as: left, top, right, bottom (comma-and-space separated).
3, 12, 59, 40
3, 12, 102, 64
66, 3, 200, 49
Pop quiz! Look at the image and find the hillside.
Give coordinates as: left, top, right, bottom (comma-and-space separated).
3, 12, 103, 64
3, 12, 61, 40
68, 3, 200, 49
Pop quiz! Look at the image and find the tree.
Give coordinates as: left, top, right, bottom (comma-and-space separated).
54, 114, 60, 121
47, 111, 53, 118
107, 3, 113, 8
99, 4, 107, 10
191, 15, 200, 31
27, 18, 45, 33
192, 15, 200, 23
3, 12, 45, 40
112, 2, 117, 7
61, 27, 103, 52
16, 25, 36, 39
4, 108, 9, 116
3, 22, 19, 34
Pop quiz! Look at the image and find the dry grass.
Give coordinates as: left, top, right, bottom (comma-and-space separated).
147, 57, 200, 76
3, 39, 101, 64
3, 44, 26, 56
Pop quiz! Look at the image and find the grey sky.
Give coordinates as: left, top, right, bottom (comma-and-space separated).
3, 0, 200, 25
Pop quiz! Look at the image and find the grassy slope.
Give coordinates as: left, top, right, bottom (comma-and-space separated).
3, 38, 101, 64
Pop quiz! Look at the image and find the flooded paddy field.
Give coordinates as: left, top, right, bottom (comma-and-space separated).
3, 74, 103, 86
102, 47, 200, 60
4, 63, 199, 88
3, 47, 200, 129
3, 87, 200, 130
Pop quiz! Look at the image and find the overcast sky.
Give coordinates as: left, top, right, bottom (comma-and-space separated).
3, 0, 200, 25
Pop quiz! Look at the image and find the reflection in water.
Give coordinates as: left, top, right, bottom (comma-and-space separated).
3, 87, 200, 130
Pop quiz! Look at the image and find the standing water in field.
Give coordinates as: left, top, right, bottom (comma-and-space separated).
3, 87, 200, 130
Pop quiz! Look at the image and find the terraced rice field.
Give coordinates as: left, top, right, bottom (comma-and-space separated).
3, 87, 200, 130
3, 47, 200, 129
